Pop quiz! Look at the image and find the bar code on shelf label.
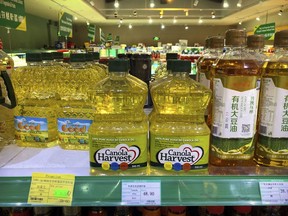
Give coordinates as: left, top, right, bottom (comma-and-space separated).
259, 182, 288, 205
122, 180, 161, 206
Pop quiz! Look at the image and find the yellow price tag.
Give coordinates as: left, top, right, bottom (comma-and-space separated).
28, 172, 75, 206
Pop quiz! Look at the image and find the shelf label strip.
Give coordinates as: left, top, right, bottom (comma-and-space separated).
259, 181, 288, 205
122, 180, 161, 206
27, 172, 75, 206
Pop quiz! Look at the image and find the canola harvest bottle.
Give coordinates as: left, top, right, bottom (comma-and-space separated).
13, 53, 58, 147
57, 53, 96, 150
254, 30, 288, 167
89, 59, 148, 175
198, 36, 224, 127
0, 47, 16, 147
149, 60, 211, 175
210, 29, 262, 166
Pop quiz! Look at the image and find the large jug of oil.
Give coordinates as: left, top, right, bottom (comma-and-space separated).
57, 53, 95, 150
150, 59, 211, 175
13, 53, 58, 147
210, 29, 262, 166
254, 30, 288, 167
89, 59, 148, 175
198, 36, 224, 127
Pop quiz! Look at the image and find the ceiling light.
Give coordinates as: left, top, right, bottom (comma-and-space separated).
185, 10, 189, 16
89, 1, 95, 6
193, 0, 199, 7
237, 0, 242, 7
118, 24, 121, 28
74, 16, 78, 20
161, 24, 165, 29
173, 17, 177, 23
211, 11, 215, 19
223, 0, 229, 8
198, 18, 203, 24
86, 21, 90, 25
133, 10, 137, 17
278, 10, 283, 16
239, 21, 242, 25
120, 18, 123, 23
256, 17, 260, 21
185, 26, 189, 30
114, 0, 119, 8
150, 0, 155, 8
148, 17, 153, 23
129, 24, 132, 29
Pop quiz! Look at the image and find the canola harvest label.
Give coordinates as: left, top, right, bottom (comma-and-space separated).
149, 134, 209, 171
212, 77, 260, 139
89, 134, 147, 171
57, 118, 92, 145
14, 116, 48, 142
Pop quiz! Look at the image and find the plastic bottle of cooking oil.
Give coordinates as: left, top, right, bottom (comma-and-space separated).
89, 59, 148, 175
254, 30, 288, 167
198, 36, 224, 127
196, 37, 210, 82
0, 47, 16, 147
246, 34, 267, 65
14, 53, 58, 147
149, 59, 211, 175
210, 29, 262, 166
57, 53, 94, 150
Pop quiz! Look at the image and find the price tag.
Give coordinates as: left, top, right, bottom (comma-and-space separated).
122, 180, 161, 206
28, 172, 75, 206
259, 181, 288, 205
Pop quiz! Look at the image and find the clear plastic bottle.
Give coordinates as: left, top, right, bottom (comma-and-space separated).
254, 30, 288, 167
0, 46, 16, 147
13, 53, 58, 147
210, 29, 262, 166
89, 59, 148, 175
198, 36, 224, 127
150, 60, 211, 175
57, 53, 94, 150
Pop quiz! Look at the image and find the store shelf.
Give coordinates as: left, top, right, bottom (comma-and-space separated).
0, 144, 287, 207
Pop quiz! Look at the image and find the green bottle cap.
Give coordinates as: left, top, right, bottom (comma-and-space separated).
168, 59, 191, 73
70, 53, 86, 62
108, 59, 130, 72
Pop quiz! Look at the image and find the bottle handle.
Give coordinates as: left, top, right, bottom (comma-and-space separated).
0, 70, 16, 109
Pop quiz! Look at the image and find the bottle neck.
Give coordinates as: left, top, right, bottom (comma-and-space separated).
109, 71, 128, 78
172, 71, 189, 77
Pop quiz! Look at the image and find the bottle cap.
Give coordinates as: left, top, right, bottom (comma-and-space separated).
233, 206, 252, 214
41, 52, 53, 61
168, 59, 191, 73
205, 37, 210, 49
274, 30, 288, 47
166, 53, 178, 60
225, 29, 247, 47
209, 36, 224, 49
207, 206, 225, 215
52, 52, 63, 60
247, 34, 265, 49
85, 53, 93, 62
70, 53, 86, 62
108, 59, 130, 72
26, 53, 42, 62
168, 206, 186, 213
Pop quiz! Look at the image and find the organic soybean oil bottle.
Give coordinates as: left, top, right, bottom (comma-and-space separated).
254, 30, 288, 167
246, 34, 267, 65
57, 53, 94, 150
89, 59, 148, 175
210, 29, 262, 166
14, 53, 58, 147
198, 36, 224, 127
150, 60, 211, 175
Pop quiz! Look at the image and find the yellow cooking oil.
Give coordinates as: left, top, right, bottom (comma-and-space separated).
254, 30, 288, 167
149, 59, 211, 175
210, 29, 262, 166
57, 53, 98, 150
89, 59, 148, 176
13, 53, 58, 147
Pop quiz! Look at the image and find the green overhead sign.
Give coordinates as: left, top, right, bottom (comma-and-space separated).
58, 12, 73, 37
88, 24, 95, 41
254, 22, 275, 40
100, 28, 105, 43
0, 0, 26, 31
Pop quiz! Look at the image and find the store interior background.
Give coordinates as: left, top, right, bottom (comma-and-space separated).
0, 0, 288, 51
